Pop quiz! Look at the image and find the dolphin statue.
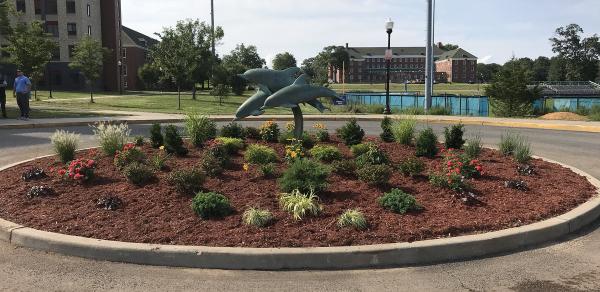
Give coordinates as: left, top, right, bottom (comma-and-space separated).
261, 74, 338, 110
234, 85, 272, 121
239, 67, 301, 93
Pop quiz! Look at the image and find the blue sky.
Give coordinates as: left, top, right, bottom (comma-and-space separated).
122, 0, 600, 66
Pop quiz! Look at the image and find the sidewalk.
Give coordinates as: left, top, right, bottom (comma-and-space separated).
1, 110, 600, 133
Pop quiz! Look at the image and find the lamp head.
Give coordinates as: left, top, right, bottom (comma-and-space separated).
385, 18, 394, 33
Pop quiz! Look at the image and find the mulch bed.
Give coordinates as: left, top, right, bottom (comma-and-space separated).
0, 137, 596, 248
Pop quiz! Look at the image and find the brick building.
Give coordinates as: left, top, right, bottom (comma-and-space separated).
120, 26, 158, 90
330, 44, 477, 84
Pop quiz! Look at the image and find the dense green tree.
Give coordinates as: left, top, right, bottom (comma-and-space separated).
137, 63, 162, 90
216, 43, 265, 95
485, 58, 541, 117
550, 24, 600, 81
0, 0, 13, 37
438, 43, 459, 51
272, 52, 297, 70
548, 57, 567, 81
477, 63, 502, 82
532, 56, 551, 81
325, 45, 350, 72
301, 56, 328, 84
68, 36, 110, 103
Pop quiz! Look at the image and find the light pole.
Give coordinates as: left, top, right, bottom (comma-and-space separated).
118, 60, 123, 95
384, 18, 394, 115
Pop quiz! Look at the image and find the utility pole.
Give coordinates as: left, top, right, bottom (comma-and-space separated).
424, 0, 435, 112
209, 0, 215, 90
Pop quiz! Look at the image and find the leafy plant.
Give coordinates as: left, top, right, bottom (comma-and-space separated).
243, 126, 261, 140
398, 157, 425, 177
220, 122, 245, 138
331, 160, 356, 177
464, 135, 483, 159
242, 208, 274, 227
336, 118, 365, 146
337, 209, 368, 230
313, 123, 329, 142
114, 143, 146, 169
259, 121, 280, 142
185, 113, 217, 147
123, 162, 155, 186
279, 130, 315, 149
96, 196, 123, 211
21, 168, 46, 181
378, 189, 421, 214
350, 143, 372, 157
505, 180, 528, 191
415, 127, 438, 158
200, 153, 224, 177
133, 136, 145, 146
279, 159, 330, 194
517, 164, 535, 176
355, 143, 389, 168
92, 122, 131, 156
164, 125, 188, 156
27, 186, 55, 199
279, 189, 322, 220
150, 146, 171, 171
149, 123, 164, 148
167, 168, 205, 195
513, 140, 532, 164
58, 158, 97, 182
259, 163, 278, 178
356, 164, 392, 185
309, 145, 342, 162
191, 191, 232, 219
498, 132, 520, 156
380, 116, 395, 142
284, 138, 306, 162
444, 123, 465, 149
50, 130, 80, 163
244, 144, 278, 165
391, 117, 417, 145
215, 137, 245, 154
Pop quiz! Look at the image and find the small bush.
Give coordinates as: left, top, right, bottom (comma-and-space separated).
134, 136, 145, 146
309, 145, 342, 162
380, 116, 395, 142
200, 153, 224, 177
220, 122, 245, 138
378, 189, 421, 214
313, 123, 329, 142
513, 140, 532, 164
429, 106, 452, 115
336, 118, 365, 146
215, 137, 245, 154
259, 163, 277, 178
391, 117, 417, 145
168, 168, 205, 195
464, 135, 483, 158
27, 185, 55, 199
185, 113, 217, 147
279, 189, 322, 220
355, 143, 389, 168
350, 143, 372, 157
149, 123, 164, 148
399, 157, 425, 177
243, 126, 261, 140
191, 191, 232, 219
58, 158, 96, 182
444, 123, 465, 149
398, 107, 425, 115
242, 208, 274, 227
164, 125, 188, 156
279, 159, 330, 194
331, 160, 356, 177
338, 209, 368, 230
150, 147, 170, 171
356, 164, 392, 185
92, 122, 131, 156
123, 162, 154, 186
279, 130, 315, 149
50, 130, 80, 163
259, 121, 280, 142
284, 138, 306, 162
499, 132, 521, 156
21, 168, 46, 181
415, 127, 438, 158
114, 143, 146, 169
244, 144, 278, 165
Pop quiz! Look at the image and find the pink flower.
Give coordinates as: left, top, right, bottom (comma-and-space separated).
74, 173, 82, 180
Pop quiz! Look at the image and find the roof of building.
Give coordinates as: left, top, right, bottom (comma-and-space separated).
122, 26, 159, 49
532, 81, 600, 96
437, 48, 478, 60
346, 46, 447, 59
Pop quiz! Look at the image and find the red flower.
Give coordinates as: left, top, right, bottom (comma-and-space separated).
475, 165, 483, 172
447, 161, 453, 167
74, 173, 82, 180
58, 169, 66, 175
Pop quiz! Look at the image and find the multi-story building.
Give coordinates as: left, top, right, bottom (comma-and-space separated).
0, 0, 133, 91
120, 26, 158, 91
330, 44, 477, 84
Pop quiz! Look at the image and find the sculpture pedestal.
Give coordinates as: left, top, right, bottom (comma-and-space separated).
292, 106, 303, 139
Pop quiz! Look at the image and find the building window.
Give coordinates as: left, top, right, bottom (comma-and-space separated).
16, 0, 25, 12
86, 4, 91, 16
121, 48, 127, 59
123, 81, 128, 89
45, 21, 59, 37
35, 0, 57, 14
68, 45, 75, 57
123, 65, 128, 76
87, 25, 92, 35
67, 23, 77, 36
66, 0, 75, 13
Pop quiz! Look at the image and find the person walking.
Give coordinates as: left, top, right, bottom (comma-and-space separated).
13, 69, 31, 120
0, 76, 7, 118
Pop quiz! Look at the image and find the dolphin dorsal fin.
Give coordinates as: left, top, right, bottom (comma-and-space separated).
257, 84, 271, 95
283, 67, 301, 76
293, 74, 309, 86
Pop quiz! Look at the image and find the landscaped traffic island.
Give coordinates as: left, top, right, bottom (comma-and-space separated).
0, 117, 596, 248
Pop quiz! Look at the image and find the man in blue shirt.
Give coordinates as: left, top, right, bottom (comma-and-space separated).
13, 69, 31, 120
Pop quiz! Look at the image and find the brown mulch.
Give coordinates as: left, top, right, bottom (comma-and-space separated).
0, 137, 596, 248
540, 112, 588, 121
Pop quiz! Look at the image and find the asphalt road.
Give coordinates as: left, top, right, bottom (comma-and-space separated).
0, 121, 599, 292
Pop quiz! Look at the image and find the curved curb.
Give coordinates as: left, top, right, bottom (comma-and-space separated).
0, 155, 599, 270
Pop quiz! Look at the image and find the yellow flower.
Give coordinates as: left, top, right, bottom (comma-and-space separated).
290, 151, 297, 158
159, 146, 165, 150
243, 163, 249, 171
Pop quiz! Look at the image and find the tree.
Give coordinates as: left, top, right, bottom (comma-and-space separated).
438, 43, 459, 51
548, 57, 567, 81
4, 21, 58, 100
272, 52, 297, 70
485, 58, 540, 117
217, 43, 266, 95
137, 63, 162, 90
477, 63, 502, 83
550, 24, 600, 81
532, 56, 551, 81
302, 46, 349, 85
210, 84, 230, 106
0, 0, 13, 37
325, 45, 350, 72
68, 36, 110, 103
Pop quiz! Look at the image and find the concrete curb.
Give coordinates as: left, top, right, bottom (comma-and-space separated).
0, 153, 599, 270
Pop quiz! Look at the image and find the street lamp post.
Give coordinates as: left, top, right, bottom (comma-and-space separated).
117, 60, 123, 95
384, 18, 394, 115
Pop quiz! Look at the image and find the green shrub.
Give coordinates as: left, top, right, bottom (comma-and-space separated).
150, 149, 170, 171
191, 191, 231, 219
350, 143, 372, 157
167, 168, 205, 195
398, 157, 425, 177
185, 113, 217, 147
279, 159, 330, 194
134, 136, 145, 146
259, 121, 280, 142
513, 140, 532, 164
164, 125, 188, 156
429, 106, 452, 115
244, 144, 278, 165
391, 117, 417, 145
464, 135, 483, 158
220, 122, 245, 138
243, 126, 261, 140
331, 160, 356, 177
242, 208, 274, 227
313, 123, 329, 142
355, 144, 389, 168
444, 123, 465, 149
149, 123, 163, 148
398, 107, 425, 115
336, 118, 365, 146
356, 164, 391, 185
415, 127, 438, 158
201, 153, 224, 177
279, 130, 315, 149
279, 189, 322, 220
379, 189, 421, 214
259, 163, 277, 178
499, 132, 520, 156
92, 122, 131, 156
215, 137, 245, 154
338, 209, 368, 230
114, 144, 146, 169
50, 130, 80, 163
123, 162, 154, 186
309, 145, 342, 162
380, 116, 395, 142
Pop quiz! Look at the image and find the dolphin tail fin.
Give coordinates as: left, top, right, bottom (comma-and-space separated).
307, 99, 328, 113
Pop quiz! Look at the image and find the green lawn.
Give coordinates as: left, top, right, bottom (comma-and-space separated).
330, 83, 486, 95
1, 105, 123, 119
